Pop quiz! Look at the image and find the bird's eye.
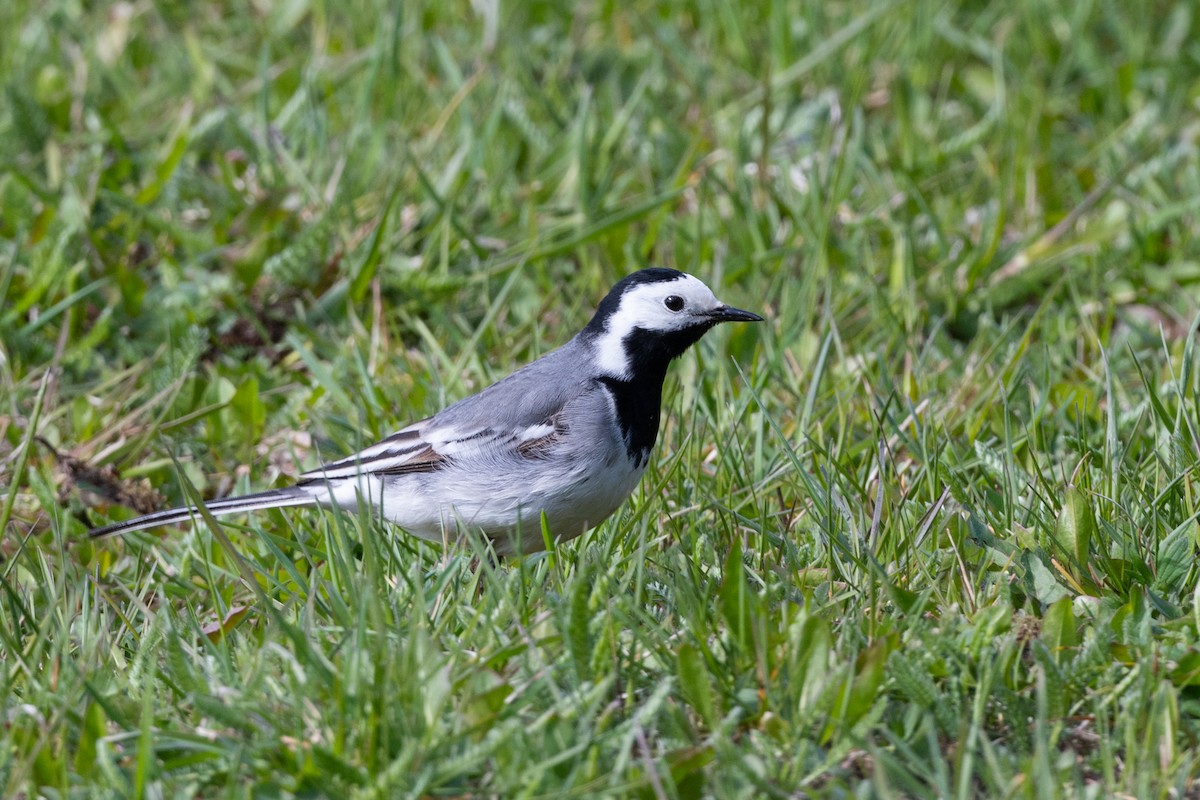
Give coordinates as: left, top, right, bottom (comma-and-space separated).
664, 295, 685, 312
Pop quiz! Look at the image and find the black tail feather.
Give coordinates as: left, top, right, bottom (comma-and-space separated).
88, 486, 318, 539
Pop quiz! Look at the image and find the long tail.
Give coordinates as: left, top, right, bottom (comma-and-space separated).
88, 486, 321, 539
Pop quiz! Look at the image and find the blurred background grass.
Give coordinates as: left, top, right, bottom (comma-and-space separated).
3, 0, 1200, 796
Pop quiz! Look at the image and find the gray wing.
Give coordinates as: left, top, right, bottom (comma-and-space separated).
300, 338, 592, 481
431, 337, 594, 430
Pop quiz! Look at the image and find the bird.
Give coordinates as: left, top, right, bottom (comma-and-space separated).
87, 268, 763, 555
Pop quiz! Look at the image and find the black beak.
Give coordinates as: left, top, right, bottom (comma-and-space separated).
707, 305, 764, 323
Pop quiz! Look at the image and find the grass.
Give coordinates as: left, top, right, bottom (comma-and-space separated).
3, 0, 1200, 795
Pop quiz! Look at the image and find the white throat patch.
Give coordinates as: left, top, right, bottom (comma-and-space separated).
592, 273, 721, 379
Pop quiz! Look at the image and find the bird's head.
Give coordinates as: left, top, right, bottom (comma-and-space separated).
583, 268, 763, 380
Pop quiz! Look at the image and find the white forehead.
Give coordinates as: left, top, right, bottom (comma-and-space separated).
624, 273, 719, 312
592, 272, 723, 378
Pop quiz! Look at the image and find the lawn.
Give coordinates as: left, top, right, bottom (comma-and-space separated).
3, 0, 1200, 796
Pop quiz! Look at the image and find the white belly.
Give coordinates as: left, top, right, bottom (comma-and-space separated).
316, 388, 648, 555
313, 442, 644, 556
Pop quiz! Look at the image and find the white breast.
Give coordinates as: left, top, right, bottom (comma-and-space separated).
349, 385, 646, 555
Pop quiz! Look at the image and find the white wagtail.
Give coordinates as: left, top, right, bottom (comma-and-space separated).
88, 268, 763, 554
